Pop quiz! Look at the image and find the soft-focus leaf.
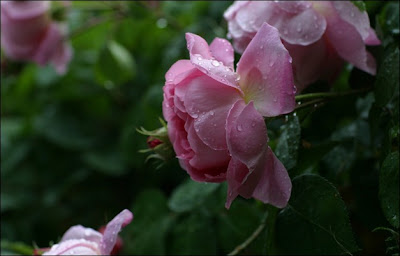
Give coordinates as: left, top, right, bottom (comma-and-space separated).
276, 174, 359, 255
379, 152, 399, 228
168, 179, 220, 213
94, 40, 136, 86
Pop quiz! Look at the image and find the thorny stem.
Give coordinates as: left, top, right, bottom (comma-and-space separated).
227, 211, 269, 256
295, 87, 372, 102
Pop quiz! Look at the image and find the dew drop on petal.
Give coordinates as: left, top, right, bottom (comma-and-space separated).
211, 60, 220, 67
236, 124, 243, 132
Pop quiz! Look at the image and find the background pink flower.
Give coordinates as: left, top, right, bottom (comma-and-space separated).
43, 209, 133, 255
163, 23, 295, 209
224, 1, 381, 92
0, 1, 72, 74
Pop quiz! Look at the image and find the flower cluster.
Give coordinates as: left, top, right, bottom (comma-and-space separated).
0, 1, 72, 74
224, 1, 380, 91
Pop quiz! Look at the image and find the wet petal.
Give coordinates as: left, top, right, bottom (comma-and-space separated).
209, 38, 234, 69
237, 23, 296, 117
186, 33, 242, 91
43, 239, 101, 255
275, 1, 312, 13
324, 10, 377, 75
32, 23, 64, 66
240, 148, 292, 208
100, 209, 133, 255
61, 225, 102, 244
184, 75, 242, 150
332, 1, 379, 44
365, 27, 381, 45
226, 100, 267, 170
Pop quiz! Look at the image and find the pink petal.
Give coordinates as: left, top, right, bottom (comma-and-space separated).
0, 1, 50, 20
237, 22, 296, 117
100, 209, 133, 255
51, 37, 73, 75
365, 28, 381, 45
43, 239, 101, 255
275, 1, 312, 14
165, 59, 196, 84
234, 2, 275, 33
225, 157, 249, 209
223, 1, 250, 20
186, 120, 230, 182
61, 225, 102, 244
183, 74, 242, 150
332, 1, 380, 45
32, 23, 64, 66
283, 39, 344, 92
209, 38, 234, 69
226, 100, 267, 170
241, 148, 292, 208
324, 9, 377, 75
185, 33, 242, 91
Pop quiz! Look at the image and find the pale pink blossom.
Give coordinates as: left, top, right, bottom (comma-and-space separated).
0, 1, 72, 74
163, 23, 294, 208
43, 209, 133, 255
224, 1, 381, 92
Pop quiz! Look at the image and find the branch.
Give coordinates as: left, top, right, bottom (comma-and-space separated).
295, 87, 372, 102
227, 211, 269, 256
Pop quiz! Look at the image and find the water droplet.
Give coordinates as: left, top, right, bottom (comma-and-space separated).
236, 124, 243, 132
297, 26, 302, 32
297, 101, 302, 105
269, 61, 274, 67
283, 29, 288, 35
313, 15, 318, 21
260, 45, 264, 49
251, 121, 256, 127
285, 115, 289, 121
197, 56, 202, 61
210, 111, 215, 116
293, 85, 297, 94
211, 60, 220, 67
350, 11, 354, 17
293, 112, 297, 116
235, 75, 241, 82
313, 103, 318, 108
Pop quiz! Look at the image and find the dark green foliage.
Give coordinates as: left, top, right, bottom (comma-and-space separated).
1, 1, 399, 255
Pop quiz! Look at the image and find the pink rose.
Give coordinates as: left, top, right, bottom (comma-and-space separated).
0, 1, 72, 74
163, 23, 295, 209
224, 1, 381, 91
43, 209, 133, 255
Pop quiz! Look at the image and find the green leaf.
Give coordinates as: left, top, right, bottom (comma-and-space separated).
276, 174, 359, 255
82, 148, 127, 176
379, 152, 399, 228
375, 48, 399, 107
94, 40, 136, 86
123, 189, 172, 255
168, 178, 220, 213
275, 114, 301, 170
167, 212, 217, 255
351, 1, 366, 12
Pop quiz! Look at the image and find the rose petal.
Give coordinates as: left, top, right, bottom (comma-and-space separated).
226, 100, 267, 170
240, 147, 292, 208
332, 1, 377, 43
186, 33, 242, 91
237, 22, 296, 117
223, 1, 250, 20
183, 74, 241, 150
209, 38, 234, 69
225, 157, 249, 209
365, 27, 381, 45
43, 239, 101, 255
0, 1, 50, 20
275, 1, 312, 14
100, 209, 133, 255
283, 38, 343, 92
61, 225, 102, 244
32, 23, 64, 66
324, 9, 377, 75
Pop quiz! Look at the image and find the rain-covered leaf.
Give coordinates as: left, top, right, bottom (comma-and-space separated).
275, 114, 301, 170
276, 174, 359, 255
379, 152, 399, 228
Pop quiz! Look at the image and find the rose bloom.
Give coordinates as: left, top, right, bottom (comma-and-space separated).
224, 1, 381, 92
43, 209, 133, 255
163, 23, 295, 209
0, 1, 72, 74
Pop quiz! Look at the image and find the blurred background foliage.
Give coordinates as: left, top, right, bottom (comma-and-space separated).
1, 1, 399, 255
